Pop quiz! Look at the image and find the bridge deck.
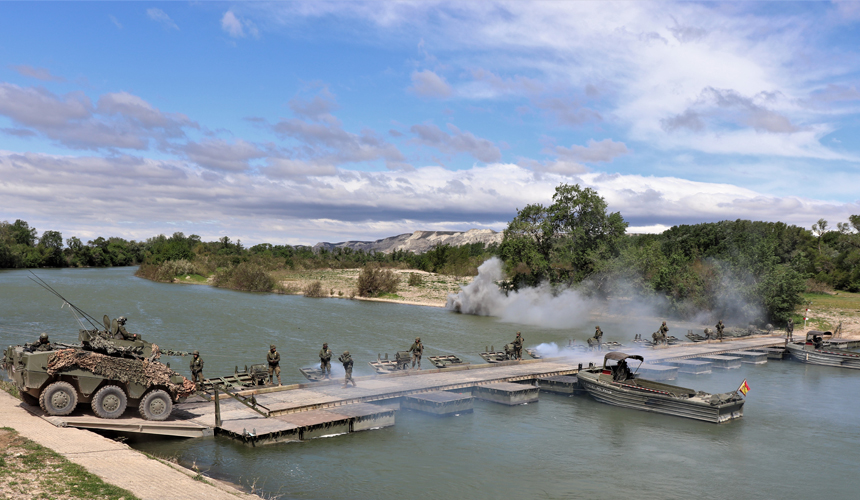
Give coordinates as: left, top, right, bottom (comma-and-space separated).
174, 336, 786, 443
31, 336, 789, 441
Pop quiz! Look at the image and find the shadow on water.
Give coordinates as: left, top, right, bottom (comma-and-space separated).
2, 268, 859, 500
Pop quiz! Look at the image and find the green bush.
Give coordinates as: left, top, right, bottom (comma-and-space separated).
356, 264, 399, 297
303, 281, 325, 298
408, 272, 423, 286
212, 262, 275, 292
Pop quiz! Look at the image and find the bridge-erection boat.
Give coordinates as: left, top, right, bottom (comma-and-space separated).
576, 352, 746, 423
785, 331, 860, 370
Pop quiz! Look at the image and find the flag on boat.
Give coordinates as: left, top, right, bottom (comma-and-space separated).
738, 379, 751, 396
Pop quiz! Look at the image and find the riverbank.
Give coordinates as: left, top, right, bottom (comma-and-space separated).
168, 267, 469, 308
0, 390, 263, 500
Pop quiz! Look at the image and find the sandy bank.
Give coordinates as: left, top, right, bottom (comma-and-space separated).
0, 391, 262, 500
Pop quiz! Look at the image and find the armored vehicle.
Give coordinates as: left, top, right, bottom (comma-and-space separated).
2, 275, 193, 420
3, 333, 194, 420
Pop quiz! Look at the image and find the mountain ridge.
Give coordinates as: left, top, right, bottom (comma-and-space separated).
313, 229, 503, 254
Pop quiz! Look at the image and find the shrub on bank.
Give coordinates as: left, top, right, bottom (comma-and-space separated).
356, 264, 399, 297
303, 280, 325, 297
212, 262, 275, 292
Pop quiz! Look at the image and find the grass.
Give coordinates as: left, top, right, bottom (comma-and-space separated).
801, 291, 860, 313
0, 379, 21, 399
175, 273, 209, 284
0, 427, 140, 500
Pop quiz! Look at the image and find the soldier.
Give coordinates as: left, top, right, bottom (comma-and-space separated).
409, 337, 424, 369
658, 321, 669, 345
513, 331, 524, 360
116, 317, 138, 341
319, 343, 333, 380
715, 320, 725, 342
339, 351, 356, 388
189, 350, 204, 389
267, 344, 281, 386
29, 333, 53, 352
786, 318, 794, 340
594, 326, 603, 350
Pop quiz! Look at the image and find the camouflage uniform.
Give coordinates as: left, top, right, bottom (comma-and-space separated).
786, 319, 794, 340
409, 338, 424, 369
267, 345, 281, 385
594, 326, 603, 351
658, 322, 669, 345
116, 317, 136, 340
715, 320, 725, 342
319, 344, 332, 379
513, 332, 524, 360
189, 351, 204, 388
339, 351, 356, 388
31, 333, 53, 352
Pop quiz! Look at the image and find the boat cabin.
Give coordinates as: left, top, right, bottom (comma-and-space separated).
600, 352, 644, 382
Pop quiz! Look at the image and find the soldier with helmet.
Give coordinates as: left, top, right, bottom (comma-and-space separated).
513, 331, 524, 360
267, 344, 281, 386
658, 321, 669, 345
189, 350, 204, 389
339, 351, 356, 388
594, 326, 604, 350
116, 316, 137, 340
409, 337, 424, 369
715, 320, 725, 342
29, 333, 53, 352
319, 343, 333, 380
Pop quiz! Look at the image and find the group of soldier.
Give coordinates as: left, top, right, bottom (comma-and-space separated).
28, 312, 800, 393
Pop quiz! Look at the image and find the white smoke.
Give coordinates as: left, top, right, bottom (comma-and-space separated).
446, 257, 594, 329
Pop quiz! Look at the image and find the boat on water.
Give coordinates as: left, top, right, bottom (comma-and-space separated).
785, 331, 860, 370
577, 352, 746, 423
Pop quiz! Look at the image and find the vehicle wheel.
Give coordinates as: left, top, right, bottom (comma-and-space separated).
91, 385, 127, 419
139, 389, 173, 421
20, 391, 39, 406
39, 381, 78, 416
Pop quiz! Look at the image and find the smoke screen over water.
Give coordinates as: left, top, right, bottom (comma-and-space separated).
446, 257, 767, 330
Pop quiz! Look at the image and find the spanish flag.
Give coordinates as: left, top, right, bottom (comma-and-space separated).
738, 379, 751, 396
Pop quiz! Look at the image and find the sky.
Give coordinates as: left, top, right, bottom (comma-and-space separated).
1, 1, 860, 246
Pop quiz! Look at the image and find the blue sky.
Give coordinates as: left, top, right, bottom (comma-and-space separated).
1, 1, 860, 245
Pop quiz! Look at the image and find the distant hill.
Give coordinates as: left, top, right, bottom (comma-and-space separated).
313, 229, 503, 255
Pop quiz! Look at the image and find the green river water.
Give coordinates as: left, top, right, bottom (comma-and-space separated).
1, 267, 858, 500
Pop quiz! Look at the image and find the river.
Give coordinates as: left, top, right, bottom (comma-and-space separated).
1, 267, 858, 499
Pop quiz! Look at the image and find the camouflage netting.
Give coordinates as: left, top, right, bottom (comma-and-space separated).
47, 349, 195, 398
87, 334, 145, 357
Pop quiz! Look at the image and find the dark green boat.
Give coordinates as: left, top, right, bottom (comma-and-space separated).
577, 352, 746, 423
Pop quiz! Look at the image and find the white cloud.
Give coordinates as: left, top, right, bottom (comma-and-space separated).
0, 84, 197, 151
221, 11, 258, 38
2, 151, 857, 245
408, 70, 453, 98
147, 8, 179, 30
10, 65, 65, 82
221, 11, 244, 37
409, 123, 501, 163
553, 139, 629, 163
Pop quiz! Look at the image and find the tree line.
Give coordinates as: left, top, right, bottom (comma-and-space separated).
4, 188, 859, 324
498, 184, 860, 324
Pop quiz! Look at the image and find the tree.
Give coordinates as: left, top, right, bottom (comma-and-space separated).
38, 230, 64, 267
499, 183, 627, 288
11, 219, 37, 246
811, 218, 828, 254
